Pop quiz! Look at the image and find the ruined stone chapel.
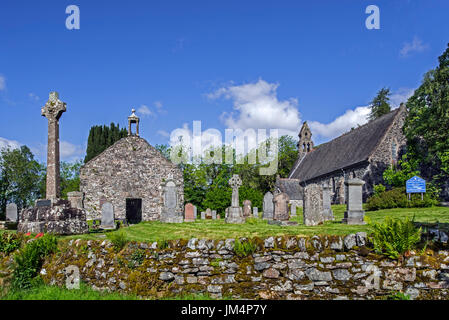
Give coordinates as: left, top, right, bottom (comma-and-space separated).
80, 109, 184, 223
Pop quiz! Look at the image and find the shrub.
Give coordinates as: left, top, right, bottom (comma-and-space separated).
373, 184, 386, 196
385, 291, 411, 300
370, 217, 422, 259
366, 187, 438, 211
127, 249, 145, 269
11, 234, 58, 290
0, 233, 23, 255
233, 239, 257, 257
106, 231, 128, 252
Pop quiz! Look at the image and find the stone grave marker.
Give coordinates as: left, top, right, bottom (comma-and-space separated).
303, 183, 325, 226
201, 212, 206, 220
100, 202, 115, 229
253, 207, 258, 218
6, 203, 18, 223
263, 192, 274, 220
273, 193, 290, 221
225, 174, 245, 224
161, 180, 183, 223
212, 210, 217, 220
243, 200, 252, 218
184, 203, 195, 222
290, 203, 297, 217
322, 183, 334, 221
342, 179, 366, 225
206, 208, 212, 219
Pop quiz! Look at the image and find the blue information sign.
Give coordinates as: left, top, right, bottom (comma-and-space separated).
406, 176, 426, 194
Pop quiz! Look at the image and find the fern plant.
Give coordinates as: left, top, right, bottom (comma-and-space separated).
233, 239, 257, 258
370, 216, 422, 259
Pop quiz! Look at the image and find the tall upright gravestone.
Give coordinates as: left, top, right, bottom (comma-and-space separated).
303, 183, 325, 226
225, 174, 245, 224
243, 200, 252, 218
262, 192, 274, 220
322, 183, 334, 221
6, 203, 18, 223
184, 203, 195, 222
342, 178, 366, 225
161, 179, 183, 223
100, 202, 115, 229
273, 192, 290, 221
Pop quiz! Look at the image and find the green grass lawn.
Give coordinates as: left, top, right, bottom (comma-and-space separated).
59, 205, 449, 242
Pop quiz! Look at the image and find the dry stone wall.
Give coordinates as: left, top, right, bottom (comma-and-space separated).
41, 234, 449, 300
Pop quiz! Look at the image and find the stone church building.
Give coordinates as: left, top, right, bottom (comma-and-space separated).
288, 104, 407, 203
80, 110, 184, 222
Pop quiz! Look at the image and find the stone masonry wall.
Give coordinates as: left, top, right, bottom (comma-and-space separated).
80, 136, 184, 221
41, 234, 449, 300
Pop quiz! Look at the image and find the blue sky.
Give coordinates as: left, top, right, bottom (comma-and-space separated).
0, 0, 448, 162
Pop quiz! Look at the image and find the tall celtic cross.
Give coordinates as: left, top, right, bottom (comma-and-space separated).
41, 92, 66, 200
229, 174, 242, 207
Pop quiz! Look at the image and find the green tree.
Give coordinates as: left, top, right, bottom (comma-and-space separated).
84, 123, 127, 163
404, 44, 449, 192
0, 146, 44, 218
368, 87, 391, 121
60, 160, 83, 199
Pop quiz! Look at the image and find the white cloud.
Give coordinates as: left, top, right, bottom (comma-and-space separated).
60, 141, 84, 160
209, 79, 301, 138
157, 130, 170, 138
137, 105, 154, 117
0, 137, 21, 150
400, 37, 428, 57
154, 101, 163, 110
390, 87, 414, 108
309, 106, 371, 141
0, 75, 5, 91
28, 93, 40, 101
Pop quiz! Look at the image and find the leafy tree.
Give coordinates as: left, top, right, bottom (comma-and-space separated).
383, 154, 420, 188
368, 87, 391, 121
404, 44, 449, 191
84, 123, 127, 163
60, 160, 83, 199
0, 146, 44, 218
155, 144, 171, 160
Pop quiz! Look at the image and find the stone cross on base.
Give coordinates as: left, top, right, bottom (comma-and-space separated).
41, 92, 66, 200
229, 174, 242, 207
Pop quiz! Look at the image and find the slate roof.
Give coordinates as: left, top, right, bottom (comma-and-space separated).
289, 108, 402, 183
275, 178, 303, 200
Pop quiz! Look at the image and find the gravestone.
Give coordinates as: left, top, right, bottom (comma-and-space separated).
225, 174, 245, 224
6, 203, 18, 223
100, 202, 115, 229
217, 214, 220, 220
67, 191, 84, 209
161, 180, 183, 223
184, 203, 195, 222
243, 200, 252, 218
194, 205, 197, 219
303, 183, 325, 226
212, 210, 217, 220
290, 203, 297, 217
206, 208, 212, 219
263, 192, 274, 220
253, 207, 259, 218
342, 179, 366, 225
273, 193, 290, 221
322, 183, 334, 221
201, 212, 206, 220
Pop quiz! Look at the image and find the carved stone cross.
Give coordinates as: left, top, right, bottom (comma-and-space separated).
229, 174, 242, 207
41, 91, 66, 200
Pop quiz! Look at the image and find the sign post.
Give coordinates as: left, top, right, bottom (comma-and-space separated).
406, 176, 426, 201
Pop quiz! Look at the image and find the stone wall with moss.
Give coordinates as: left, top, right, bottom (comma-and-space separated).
40, 234, 449, 300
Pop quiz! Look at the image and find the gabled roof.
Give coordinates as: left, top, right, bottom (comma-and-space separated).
289, 107, 403, 183
275, 178, 303, 200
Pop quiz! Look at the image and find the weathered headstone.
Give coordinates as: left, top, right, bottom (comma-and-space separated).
6, 203, 18, 223
184, 203, 195, 222
273, 193, 290, 221
67, 191, 84, 209
290, 203, 297, 217
303, 183, 325, 226
41, 92, 66, 201
253, 207, 259, 218
217, 214, 220, 220
100, 202, 115, 229
322, 183, 334, 221
212, 210, 217, 220
225, 174, 245, 224
201, 212, 206, 220
342, 179, 366, 225
161, 180, 183, 223
263, 192, 274, 220
206, 208, 212, 219
194, 205, 197, 219
243, 200, 252, 218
